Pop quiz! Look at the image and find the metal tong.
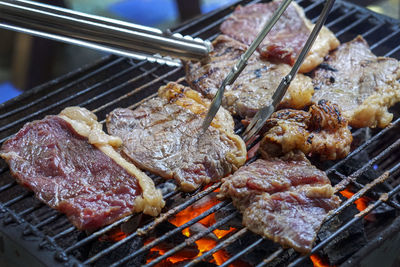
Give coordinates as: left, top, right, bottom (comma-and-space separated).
0, 0, 212, 66
202, 0, 336, 142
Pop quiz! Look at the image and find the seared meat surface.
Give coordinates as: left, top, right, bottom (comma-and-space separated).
106, 82, 246, 192
312, 36, 400, 128
259, 100, 352, 161
0, 107, 164, 231
220, 1, 339, 73
220, 152, 341, 253
185, 35, 314, 118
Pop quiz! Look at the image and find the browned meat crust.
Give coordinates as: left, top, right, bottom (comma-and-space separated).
220, 1, 339, 73
259, 100, 352, 161
312, 36, 400, 128
185, 35, 314, 118
220, 152, 341, 253
106, 82, 246, 192
0, 107, 164, 231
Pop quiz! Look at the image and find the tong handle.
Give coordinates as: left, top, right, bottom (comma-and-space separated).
0, 0, 212, 66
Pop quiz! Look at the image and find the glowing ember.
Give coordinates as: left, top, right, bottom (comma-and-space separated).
99, 229, 127, 242
146, 188, 242, 266
310, 254, 333, 267
339, 189, 370, 211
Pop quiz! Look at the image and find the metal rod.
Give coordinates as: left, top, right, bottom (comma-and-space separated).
0, 0, 211, 63
143, 212, 238, 267
107, 201, 230, 267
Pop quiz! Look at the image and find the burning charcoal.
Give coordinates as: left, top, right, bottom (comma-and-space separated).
214, 204, 242, 230
189, 223, 218, 241
149, 221, 199, 256
318, 203, 367, 265
192, 192, 218, 209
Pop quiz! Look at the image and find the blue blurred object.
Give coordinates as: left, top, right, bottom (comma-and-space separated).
109, 0, 178, 27
0, 82, 21, 104
201, 0, 237, 13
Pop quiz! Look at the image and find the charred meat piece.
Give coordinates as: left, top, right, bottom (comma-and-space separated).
0, 107, 164, 231
220, 152, 341, 253
259, 100, 352, 161
312, 36, 400, 128
185, 35, 314, 118
220, 1, 339, 73
106, 82, 246, 192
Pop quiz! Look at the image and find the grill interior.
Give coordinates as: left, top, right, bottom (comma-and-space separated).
1, 0, 400, 266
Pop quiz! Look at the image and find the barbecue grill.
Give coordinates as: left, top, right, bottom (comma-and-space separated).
1, 0, 400, 266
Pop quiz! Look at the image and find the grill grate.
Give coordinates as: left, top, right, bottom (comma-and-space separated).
1, 0, 400, 266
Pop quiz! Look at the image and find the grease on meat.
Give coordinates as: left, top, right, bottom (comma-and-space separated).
220, 0, 339, 73
185, 35, 314, 118
106, 82, 246, 192
220, 152, 341, 253
0, 107, 164, 231
260, 100, 352, 161
312, 36, 400, 128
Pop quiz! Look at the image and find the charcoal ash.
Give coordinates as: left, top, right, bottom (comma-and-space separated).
318, 202, 367, 265
189, 223, 218, 240
157, 180, 178, 196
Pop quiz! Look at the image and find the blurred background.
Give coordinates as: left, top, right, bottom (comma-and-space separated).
0, 0, 399, 104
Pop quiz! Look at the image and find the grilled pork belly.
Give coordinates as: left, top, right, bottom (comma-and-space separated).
259, 100, 352, 161
185, 35, 314, 118
220, 152, 341, 253
0, 107, 164, 231
220, 0, 339, 73
312, 36, 400, 128
106, 82, 246, 192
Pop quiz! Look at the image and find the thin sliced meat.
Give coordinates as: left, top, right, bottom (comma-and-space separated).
259, 100, 352, 161
106, 82, 246, 192
185, 35, 314, 118
0, 107, 164, 231
220, 152, 340, 253
312, 36, 400, 128
220, 0, 339, 73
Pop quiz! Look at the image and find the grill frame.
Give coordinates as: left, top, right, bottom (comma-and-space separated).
1, 0, 400, 266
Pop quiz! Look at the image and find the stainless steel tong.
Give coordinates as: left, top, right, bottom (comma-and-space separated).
202, 0, 336, 142
0, 0, 212, 66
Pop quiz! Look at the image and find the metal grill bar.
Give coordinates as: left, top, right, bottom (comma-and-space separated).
0, 57, 125, 120
326, 9, 358, 29
362, 21, 385, 38
143, 211, 239, 267
184, 227, 248, 267
0, 59, 140, 133
255, 248, 285, 267
289, 169, 400, 266
334, 14, 369, 37
1, 1, 400, 266
219, 236, 264, 267
91, 66, 182, 114
66, 183, 219, 256
370, 28, 400, 50
107, 201, 230, 267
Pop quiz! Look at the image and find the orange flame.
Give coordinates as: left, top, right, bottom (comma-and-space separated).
146, 188, 246, 266
99, 228, 127, 242
310, 254, 333, 267
339, 189, 370, 211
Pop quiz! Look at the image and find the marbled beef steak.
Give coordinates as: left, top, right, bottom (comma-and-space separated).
107, 82, 247, 192
0, 107, 164, 231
